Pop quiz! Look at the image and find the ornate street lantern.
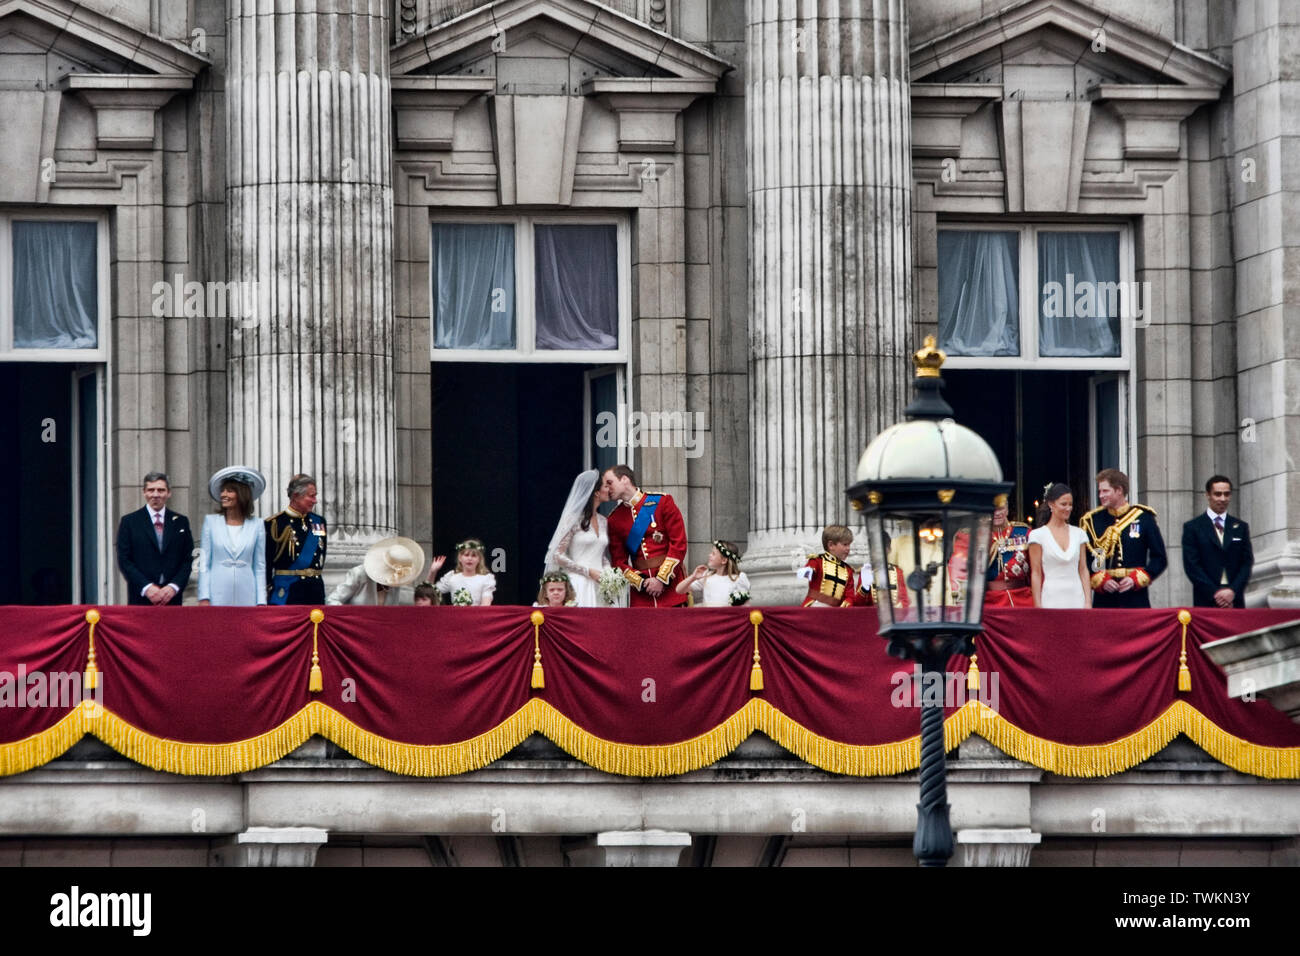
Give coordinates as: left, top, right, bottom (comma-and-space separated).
846, 335, 1011, 866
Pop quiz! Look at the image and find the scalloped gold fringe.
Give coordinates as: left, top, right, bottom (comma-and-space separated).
0, 708, 88, 776
972, 699, 1300, 780
2, 698, 1297, 779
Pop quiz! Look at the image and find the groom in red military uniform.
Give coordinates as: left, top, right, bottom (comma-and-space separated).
603, 464, 689, 607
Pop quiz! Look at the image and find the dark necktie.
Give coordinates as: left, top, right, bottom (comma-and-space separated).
155, 514, 165, 550
1213, 515, 1224, 534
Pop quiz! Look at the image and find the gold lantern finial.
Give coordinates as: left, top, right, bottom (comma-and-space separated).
913, 335, 946, 378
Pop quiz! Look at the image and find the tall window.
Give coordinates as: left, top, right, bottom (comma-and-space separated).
937, 223, 1132, 370
430, 215, 628, 362
0, 214, 107, 360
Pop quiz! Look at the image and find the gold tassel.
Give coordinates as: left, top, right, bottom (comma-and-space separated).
530, 610, 545, 690
749, 610, 764, 692
1177, 609, 1192, 693
967, 653, 980, 692
308, 608, 324, 693
83, 608, 101, 690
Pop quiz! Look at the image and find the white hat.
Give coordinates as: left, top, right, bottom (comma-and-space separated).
209, 465, 267, 503
364, 537, 427, 588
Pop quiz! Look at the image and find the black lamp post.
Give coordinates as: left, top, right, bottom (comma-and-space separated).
847, 336, 1011, 867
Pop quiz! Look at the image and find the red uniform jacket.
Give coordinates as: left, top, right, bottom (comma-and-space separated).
800, 553, 871, 607
607, 491, 688, 607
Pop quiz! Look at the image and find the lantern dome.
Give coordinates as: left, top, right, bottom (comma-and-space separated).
856, 417, 1003, 484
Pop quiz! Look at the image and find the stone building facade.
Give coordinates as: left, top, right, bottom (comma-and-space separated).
2, 0, 1299, 865
2, 0, 1296, 608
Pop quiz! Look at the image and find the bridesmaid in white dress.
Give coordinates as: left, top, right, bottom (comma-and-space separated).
1028, 482, 1092, 609
198, 466, 268, 606
428, 539, 496, 605
544, 469, 623, 607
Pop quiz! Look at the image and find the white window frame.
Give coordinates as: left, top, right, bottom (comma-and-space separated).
1088, 371, 1129, 478
0, 211, 110, 362
583, 364, 631, 472
429, 212, 631, 364
72, 364, 110, 603
939, 221, 1135, 372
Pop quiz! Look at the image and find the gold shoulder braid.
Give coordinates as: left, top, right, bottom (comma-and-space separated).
269, 515, 299, 563
1081, 506, 1144, 563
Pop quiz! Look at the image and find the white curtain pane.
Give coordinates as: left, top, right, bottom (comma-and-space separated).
13, 221, 98, 349
432, 222, 515, 350
1037, 232, 1122, 357
534, 224, 618, 350
937, 230, 1019, 356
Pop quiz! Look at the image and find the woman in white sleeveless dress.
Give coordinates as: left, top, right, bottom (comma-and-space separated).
1028, 482, 1092, 608
545, 470, 625, 607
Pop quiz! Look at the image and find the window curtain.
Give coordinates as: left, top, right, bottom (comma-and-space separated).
432, 223, 515, 350
13, 221, 98, 349
936, 230, 1019, 356
534, 224, 618, 350
1037, 232, 1122, 357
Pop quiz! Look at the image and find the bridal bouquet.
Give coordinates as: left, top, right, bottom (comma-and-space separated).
597, 567, 628, 606
728, 589, 750, 606
452, 588, 473, 607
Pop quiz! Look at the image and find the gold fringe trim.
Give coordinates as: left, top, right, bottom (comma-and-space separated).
971, 699, 1300, 779
89, 705, 319, 775
754, 699, 979, 776
0, 709, 89, 776
533, 698, 759, 777
3, 699, 1297, 779
312, 701, 535, 776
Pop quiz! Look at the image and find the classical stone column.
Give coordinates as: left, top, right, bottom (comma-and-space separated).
745, 0, 913, 603
1230, 4, 1300, 607
226, 0, 396, 570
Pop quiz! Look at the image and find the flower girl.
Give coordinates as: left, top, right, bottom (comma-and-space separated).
428, 538, 496, 606
675, 540, 750, 606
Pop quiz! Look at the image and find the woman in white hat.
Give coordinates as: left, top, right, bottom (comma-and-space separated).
197, 466, 268, 606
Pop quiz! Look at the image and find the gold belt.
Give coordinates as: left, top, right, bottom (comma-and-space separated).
275, 569, 321, 577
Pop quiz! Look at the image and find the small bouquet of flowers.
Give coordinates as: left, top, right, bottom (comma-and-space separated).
452, 587, 473, 607
728, 589, 750, 606
597, 567, 628, 606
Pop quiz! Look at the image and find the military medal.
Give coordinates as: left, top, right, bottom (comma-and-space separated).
1129, 522, 1140, 538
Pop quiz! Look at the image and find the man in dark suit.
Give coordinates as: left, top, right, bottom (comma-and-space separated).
1182, 475, 1253, 608
116, 471, 193, 605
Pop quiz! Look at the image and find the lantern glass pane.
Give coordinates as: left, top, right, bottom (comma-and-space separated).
967, 513, 992, 623
868, 515, 894, 630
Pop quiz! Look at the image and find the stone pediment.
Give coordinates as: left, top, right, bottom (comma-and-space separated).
390, 0, 730, 204
0, 0, 208, 77
911, 0, 1230, 90
390, 0, 730, 84
910, 0, 1229, 210
0, 0, 206, 201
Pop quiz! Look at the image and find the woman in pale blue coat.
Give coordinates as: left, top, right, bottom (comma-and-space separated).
198, 467, 267, 606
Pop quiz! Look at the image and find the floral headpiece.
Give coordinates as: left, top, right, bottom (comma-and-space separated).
455, 539, 484, 553
713, 540, 740, 563
539, 571, 570, 586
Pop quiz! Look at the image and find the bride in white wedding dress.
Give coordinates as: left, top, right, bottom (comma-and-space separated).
544, 469, 626, 607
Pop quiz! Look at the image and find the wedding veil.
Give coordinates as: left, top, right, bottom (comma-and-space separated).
543, 469, 600, 574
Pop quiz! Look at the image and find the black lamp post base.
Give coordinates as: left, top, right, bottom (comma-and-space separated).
913, 799, 953, 867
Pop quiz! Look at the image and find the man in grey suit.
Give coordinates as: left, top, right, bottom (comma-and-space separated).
1181, 475, 1253, 608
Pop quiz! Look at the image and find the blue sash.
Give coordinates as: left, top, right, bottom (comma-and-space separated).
625, 495, 662, 555
269, 519, 321, 606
